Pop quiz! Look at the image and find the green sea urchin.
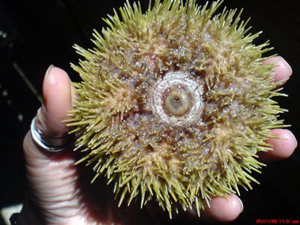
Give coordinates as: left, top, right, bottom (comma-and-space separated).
67, 0, 287, 217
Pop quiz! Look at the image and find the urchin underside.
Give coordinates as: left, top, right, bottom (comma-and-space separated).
67, 0, 286, 217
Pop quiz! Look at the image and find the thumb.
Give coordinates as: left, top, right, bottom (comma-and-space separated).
22, 66, 82, 224
24, 65, 72, 161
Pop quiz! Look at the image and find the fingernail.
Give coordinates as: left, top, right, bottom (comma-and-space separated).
289, 130, 298, 149
45, 64, 54, 76
43, 65, 54, 106
236, 196, 244, 213
45, 65, 56, 85
278, 56, 293, 76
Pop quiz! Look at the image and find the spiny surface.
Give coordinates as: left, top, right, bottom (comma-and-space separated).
68, 0, 286, 217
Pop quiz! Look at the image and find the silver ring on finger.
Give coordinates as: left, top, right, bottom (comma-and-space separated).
30, 117, 70, 153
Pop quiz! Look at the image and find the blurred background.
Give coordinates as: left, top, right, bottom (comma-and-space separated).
0, 0, 299, 224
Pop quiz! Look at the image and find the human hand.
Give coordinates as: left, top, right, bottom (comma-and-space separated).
20, 56, 297, 224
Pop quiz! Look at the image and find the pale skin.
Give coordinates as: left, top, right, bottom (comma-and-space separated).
21, 56, 297, 224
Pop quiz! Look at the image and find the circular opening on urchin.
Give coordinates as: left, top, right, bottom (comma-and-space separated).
164, 90, 190, 116
150, 71, 204, 126
164, 87, 191, 116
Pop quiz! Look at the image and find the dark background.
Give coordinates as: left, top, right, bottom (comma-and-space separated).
0, 0, 299, 224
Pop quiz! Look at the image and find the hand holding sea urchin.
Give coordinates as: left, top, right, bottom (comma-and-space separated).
67, 0, 287, 218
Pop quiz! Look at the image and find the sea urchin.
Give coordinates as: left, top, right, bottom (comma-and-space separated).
67, 0, 287, 217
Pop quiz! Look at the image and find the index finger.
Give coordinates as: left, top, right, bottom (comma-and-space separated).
263, 56, 293, 84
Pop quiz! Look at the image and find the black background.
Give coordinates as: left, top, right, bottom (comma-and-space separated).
0, 0, 299, 224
